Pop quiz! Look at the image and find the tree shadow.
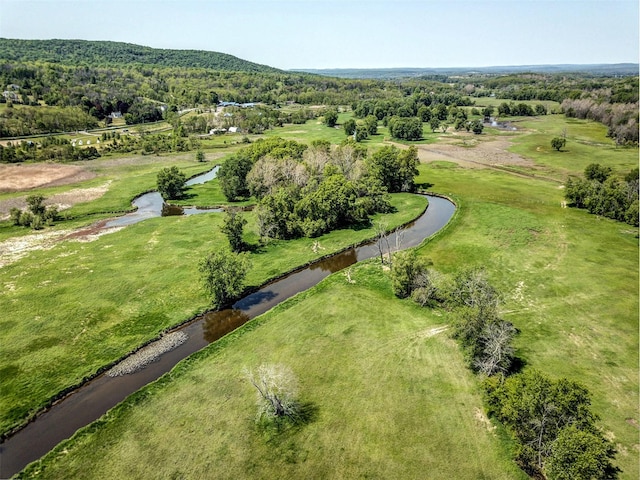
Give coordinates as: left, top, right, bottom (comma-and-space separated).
507, 356, 527, 375
415, 181, 434, 190
256, 402, 319, 441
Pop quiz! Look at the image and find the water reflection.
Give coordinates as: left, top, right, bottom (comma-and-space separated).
309, 248, 357, 273
202, 309, 251, 343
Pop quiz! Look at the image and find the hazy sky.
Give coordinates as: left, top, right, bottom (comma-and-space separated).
1, 0, 638, 70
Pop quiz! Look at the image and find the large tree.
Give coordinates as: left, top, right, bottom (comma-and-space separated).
217, 154, 253, 201
366, 145, 419, 193
156, 166, 186, 200
323, 108, 338, 127
199, 249, 251, 308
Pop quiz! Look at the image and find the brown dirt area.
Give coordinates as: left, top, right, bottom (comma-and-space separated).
0, 164, 96, 193
414, 138, 533, 169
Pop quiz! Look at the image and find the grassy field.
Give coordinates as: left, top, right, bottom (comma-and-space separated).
21, 263, 527, 480
414, 163, 638, 478
508, 115, 638, 180
2, 112, 638, 478
0, 189, 426, 435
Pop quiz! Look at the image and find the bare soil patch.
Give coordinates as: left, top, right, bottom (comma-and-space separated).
0, 164, 95, 193
412, 136, 534, 169
0, 223, 124, 268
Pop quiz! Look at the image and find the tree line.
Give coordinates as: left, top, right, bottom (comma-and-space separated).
386, 252, 619, 479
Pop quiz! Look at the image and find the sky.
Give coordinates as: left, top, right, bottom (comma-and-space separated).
1, 0, 638, 70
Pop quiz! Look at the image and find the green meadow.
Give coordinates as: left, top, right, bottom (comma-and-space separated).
0, 187, 426, 435
2, 113, 638, 478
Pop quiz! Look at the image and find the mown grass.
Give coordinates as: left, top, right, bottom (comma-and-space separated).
20, 263, 526, 480
0, 193, 426, 435
415, 163, 638, 478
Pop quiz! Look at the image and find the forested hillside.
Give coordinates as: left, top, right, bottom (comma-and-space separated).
0, 39, 279, 73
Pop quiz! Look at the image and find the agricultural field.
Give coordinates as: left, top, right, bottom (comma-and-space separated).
1, 107, 638, 478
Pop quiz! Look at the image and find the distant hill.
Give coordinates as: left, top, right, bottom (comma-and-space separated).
295, 64, 640, 79
0, 38, 281, 73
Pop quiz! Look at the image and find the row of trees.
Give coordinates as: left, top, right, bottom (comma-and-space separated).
386, 251, 617, 478
564, 164, 639, 226
0, 139, 100, 163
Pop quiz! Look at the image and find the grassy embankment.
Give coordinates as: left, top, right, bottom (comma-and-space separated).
6, 113, 639, 478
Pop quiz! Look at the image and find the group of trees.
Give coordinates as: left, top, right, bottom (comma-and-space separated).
389, 255, 517, 377
0, 138, 100, 163
561, 98, 638, 145
496, 101, 547, 117
9, 194, 59, 230
484, 370, 618, 479
217, 138, 419, 240
0, 104, 98, 137
564, 164, 639, 226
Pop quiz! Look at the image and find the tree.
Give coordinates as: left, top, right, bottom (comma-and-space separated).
343, 118, 356, 136
363, 115, 378, 135
471, 119, 484, 135
535, 104, 548, 115
247, 364, 300, 421
195, 149, 205, 162
429, 117, 440, 132
497, 102, 511, 116
26, 194, 46, 216
390, 250, 429, 298
156, 166, 186, 200
546, 425, 618, 480
473, 321, 516, 376
199, 249, 251, 308
584, 163, 612, 182
220, 209, 247, 252
388, 116, 422, 141
323, 108, 338, 127
217, 154, 253, 201
551, 136, 566, 151
482, 106, 494, 117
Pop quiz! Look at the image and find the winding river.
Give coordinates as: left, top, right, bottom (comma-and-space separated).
0, 167, 455, 478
